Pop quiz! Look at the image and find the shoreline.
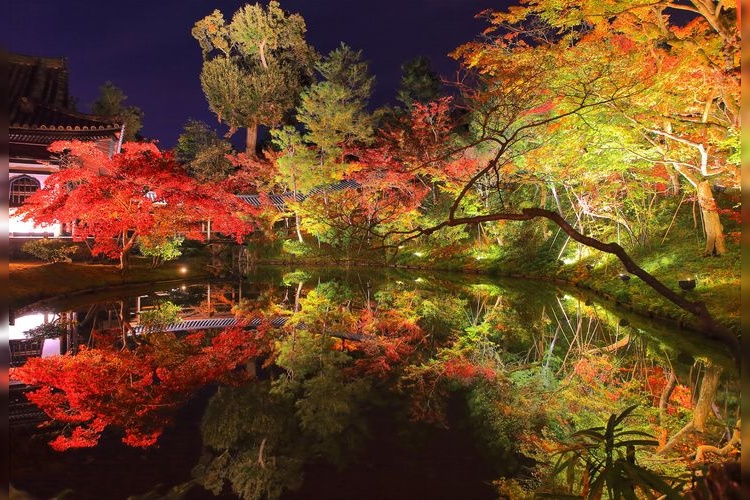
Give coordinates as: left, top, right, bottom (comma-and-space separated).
10, 258, 740, 336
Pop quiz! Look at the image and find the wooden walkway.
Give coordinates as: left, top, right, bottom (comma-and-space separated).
131, 316, 286, 334
10, 338, 44, 367
131, 316, 366, 341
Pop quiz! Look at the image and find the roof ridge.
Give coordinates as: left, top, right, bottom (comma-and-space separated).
42, 101, 122, 125
9, 52, 67, 68
10, 100, 123, 130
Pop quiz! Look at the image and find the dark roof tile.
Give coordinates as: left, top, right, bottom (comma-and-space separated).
9, 52, 121, 132
9, 53, 69, 108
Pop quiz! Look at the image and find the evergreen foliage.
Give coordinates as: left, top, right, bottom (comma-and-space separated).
91, 81, 144, 142
396, 56, 442, 109
192, 1, 317, 154
21, 239, 79, 263
175, 119, 235, 182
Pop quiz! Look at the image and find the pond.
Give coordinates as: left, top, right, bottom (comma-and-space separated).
9, 267, 740, 499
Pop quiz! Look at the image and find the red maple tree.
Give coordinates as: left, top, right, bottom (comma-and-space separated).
16, 141, 259, 270
351, 307, 428, 378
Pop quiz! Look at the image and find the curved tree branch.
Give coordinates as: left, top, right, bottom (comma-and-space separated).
384, 206, 739, 368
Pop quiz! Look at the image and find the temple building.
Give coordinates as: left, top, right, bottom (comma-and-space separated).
9, 53, 124, 237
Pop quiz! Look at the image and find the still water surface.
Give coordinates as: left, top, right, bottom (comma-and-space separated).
9, 267, 738, 499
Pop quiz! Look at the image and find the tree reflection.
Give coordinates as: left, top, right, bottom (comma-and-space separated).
10, 325, 268, 450
194, 382, 306, 500
11, 274, 740, 497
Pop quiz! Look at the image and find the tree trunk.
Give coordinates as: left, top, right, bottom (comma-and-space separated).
668, 168, 681, 196
696, 180, 726, 256
119, 250, 130, 271
295, 282, 303, 312
119, 231, 137, 271
694, 418, 740, 462
118, 300, 133, 347
658, 361, 722, 455
246, 123, 259, 157
585, 334, 630, 355
693, 361, 722, 433
658, 370, 677, 425
295, 214, 304, 243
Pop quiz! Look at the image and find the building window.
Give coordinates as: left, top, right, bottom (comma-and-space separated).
9, 175, 41, 207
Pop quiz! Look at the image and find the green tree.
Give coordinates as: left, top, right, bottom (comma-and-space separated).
479, 0, 739, 256
272, 44, 375, 244
270, 126, 316, 242
139, 234, 185, 268
91, 81, 144, 142
294, 43, 375, 181
174, 119, 235, 182
193, 382, 305, 500
316, 42, 375, 102
396, 56, 442, 110
517, 105, 671, 250
138, 300, 182, 334
271, 126, 318, 193
192, 2, 317, 156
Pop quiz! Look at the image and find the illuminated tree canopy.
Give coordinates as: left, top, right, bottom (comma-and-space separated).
15, 142, 258, 270
192, 1, 317, 155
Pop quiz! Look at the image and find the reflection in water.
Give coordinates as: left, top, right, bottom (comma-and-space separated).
9, 269, 741, 499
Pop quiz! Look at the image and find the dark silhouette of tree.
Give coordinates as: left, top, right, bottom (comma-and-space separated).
397, 56, 442, 110
91, 81, 144, 142
174, 119, 235, 182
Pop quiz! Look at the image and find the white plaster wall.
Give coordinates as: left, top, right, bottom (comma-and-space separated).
9, 168, 62, 237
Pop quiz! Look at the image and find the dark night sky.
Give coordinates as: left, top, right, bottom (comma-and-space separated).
9, 1, 510, 149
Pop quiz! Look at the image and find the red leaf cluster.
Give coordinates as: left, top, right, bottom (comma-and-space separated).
442, 358, 495, 382
16, 141, 259, 262
644, 366, 693, 414
9, 326, 266, 450
352, 308, 427, 378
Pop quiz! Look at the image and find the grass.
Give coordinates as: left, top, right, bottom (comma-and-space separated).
10, 217, 740, 337
553, 230, 741, 333
9, 255, 211, 310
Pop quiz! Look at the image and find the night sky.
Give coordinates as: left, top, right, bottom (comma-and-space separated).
9, 1, 510, 149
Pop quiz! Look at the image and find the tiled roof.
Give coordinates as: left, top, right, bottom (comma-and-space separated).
238, 179, 361, 211
11, 101, 122, 132
307, 178, 360, 195
10, 128, 123, 145
10, 134, 118, 165
9, 53, 69, 108
237, 192, 304, 211
9, 52, 122, 133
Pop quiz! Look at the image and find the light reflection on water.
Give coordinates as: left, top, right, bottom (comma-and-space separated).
9, 268, 740, 500
10, 313, 61, 356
